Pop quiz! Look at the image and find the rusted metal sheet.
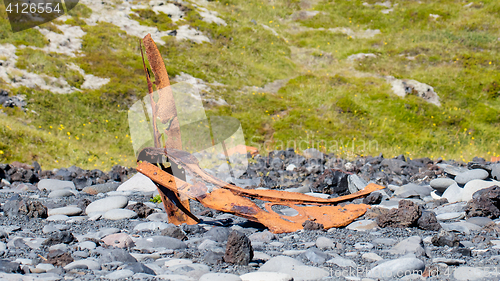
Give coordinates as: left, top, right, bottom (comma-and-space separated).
139, 147, 384, 204
137, 155, 385, 233
137, 34, 385, 232
140, 34, 195, 225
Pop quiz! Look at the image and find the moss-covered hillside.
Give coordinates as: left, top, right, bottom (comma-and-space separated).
0, 0, 499, 170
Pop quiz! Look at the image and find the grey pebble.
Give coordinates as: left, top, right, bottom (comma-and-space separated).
455, 169, 489, 185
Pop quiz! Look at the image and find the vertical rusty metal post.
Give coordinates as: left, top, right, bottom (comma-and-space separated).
141, 34, 196, 225
139, 40, 161, 148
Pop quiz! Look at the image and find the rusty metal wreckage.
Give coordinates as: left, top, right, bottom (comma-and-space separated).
135, 33, 385, 234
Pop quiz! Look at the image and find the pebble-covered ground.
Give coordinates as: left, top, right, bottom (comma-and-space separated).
1, 149, 500, 280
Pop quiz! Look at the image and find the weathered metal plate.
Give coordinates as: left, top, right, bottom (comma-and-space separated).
141, 34, 194, 225
137, 160, 384, 233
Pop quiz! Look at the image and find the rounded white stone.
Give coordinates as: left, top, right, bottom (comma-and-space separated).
327, 257, 357, 267
346, 219, 378, 231
430, 178, 455, 191
240, 272, 292, 281
117, 173, 157, 192
164, 259, 193, 267
134, 222, 170, 231
105, 269, 134, 280
147, 212, 170, 222
48, 189, 76, 198
200, 273, 242, 281
78, 241, 96, 251
461, 179, 500, 202
354, 242, 374, 250
46, 215, 70, 221
64, 258, 101, 270
85, 196, 128, 214
455, 169, 489, 185
367, 258, 425, 279
37, 179, 75, 191
103, 209, 138, 220
35, 263, 55, 272
48, 207, 82, 217
253, 251, 271, 261
442, 183, 464, 203
315, 236, 335, 250
436, 212, 465, 221
453, 266, 488, 281
362, 252, 383, 262
155, 275, 195, 281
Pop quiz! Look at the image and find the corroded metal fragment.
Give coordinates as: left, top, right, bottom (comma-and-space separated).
137, 159, 384, 233
139, 147, 384, 204
137, 34, 385, 232
141, 34, 194, 225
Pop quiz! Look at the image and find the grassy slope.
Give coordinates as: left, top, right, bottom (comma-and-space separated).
0, 0, 499, 170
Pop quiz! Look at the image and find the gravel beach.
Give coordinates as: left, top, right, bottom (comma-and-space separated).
1, 149, 500, 280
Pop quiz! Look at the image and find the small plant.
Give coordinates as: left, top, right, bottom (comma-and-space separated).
150, 195, 162, 203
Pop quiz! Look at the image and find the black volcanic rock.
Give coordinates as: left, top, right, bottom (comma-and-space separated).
363, 192, 382, 205
466, 185, 500, 219
3, 194, 47, 218
418, 211, 441, 231
311, 169, 349, 195
377, 200, 422, 228
224, 230, 253, 265
432, 229, 459, 247
43, 231, 76, 246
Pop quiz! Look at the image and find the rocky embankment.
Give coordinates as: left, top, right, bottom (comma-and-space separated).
1, 149, 500, 280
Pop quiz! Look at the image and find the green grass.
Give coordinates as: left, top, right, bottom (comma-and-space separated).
129, 9, 177, 32
1, 0, 500, 170
0, 104, 118, 168
0, 86, 137, 170
16, 48, 85, 88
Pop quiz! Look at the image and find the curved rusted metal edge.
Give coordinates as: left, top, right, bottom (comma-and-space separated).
143, 34, 170, 89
